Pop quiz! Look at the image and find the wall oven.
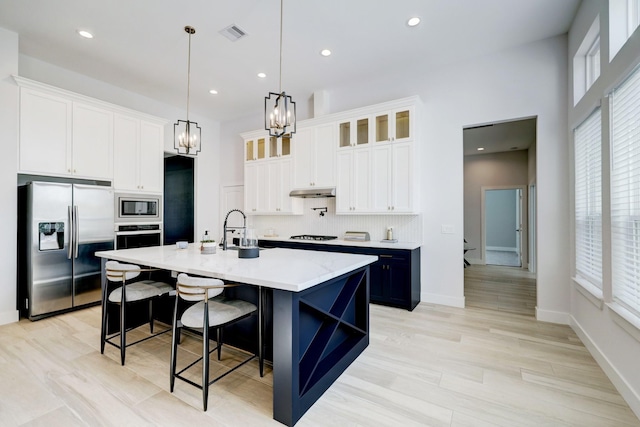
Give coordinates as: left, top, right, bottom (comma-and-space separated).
115, 224, 162, 249
115, 193, 162, 223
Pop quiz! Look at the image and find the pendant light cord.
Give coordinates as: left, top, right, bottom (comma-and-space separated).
279, 0, 283, 94
185, 26, 195, 122
187, 30, 192, 121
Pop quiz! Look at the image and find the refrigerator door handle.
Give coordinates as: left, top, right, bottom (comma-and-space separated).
68, 205, 73, 259
74, 205, 79, 259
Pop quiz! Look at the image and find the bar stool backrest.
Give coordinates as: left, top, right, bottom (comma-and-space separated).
106, 260, 142, 282
176, 273, 225, 302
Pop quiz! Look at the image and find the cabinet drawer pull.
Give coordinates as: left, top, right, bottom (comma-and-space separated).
379, 255, 393, 258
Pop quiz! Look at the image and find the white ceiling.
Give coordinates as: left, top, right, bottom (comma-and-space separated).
0, 0, 580, 123
463, 118, 537, 156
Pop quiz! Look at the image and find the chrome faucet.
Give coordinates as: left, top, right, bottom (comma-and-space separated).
222, 209, 247, 250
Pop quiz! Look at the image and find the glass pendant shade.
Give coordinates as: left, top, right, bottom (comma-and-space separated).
174, 119, 201, 155
265, 91, 296, 137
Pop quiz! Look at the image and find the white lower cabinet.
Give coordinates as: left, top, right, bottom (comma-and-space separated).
113, 115, 164, 193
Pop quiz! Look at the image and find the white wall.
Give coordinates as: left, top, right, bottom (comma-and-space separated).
568, 0, 640, 417
0, 28, 19, 324
221, 35, 570, 313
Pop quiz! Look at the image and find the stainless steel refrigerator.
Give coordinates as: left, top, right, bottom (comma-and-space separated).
18, 181, 114, 320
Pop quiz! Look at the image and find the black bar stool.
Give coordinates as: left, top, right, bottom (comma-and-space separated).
170, 273, 258, 411
101, 260, 173, 365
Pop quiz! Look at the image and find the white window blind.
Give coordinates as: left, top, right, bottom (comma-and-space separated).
574, 108, 602, 288
611, 65, 640, 317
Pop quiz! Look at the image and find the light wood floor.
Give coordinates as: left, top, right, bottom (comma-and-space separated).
1, 291, 639, 426
465, 264, 537, 317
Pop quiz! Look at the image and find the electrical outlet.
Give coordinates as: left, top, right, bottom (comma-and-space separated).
441, 225, 454, 234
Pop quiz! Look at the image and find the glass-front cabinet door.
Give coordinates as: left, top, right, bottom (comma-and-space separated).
374, 107, 413, 143
268, 134, 291, 158
339, 117, 370, 148
245, 139, 255, 161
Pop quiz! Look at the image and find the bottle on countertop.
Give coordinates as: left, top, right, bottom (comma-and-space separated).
386, 227, 393, 241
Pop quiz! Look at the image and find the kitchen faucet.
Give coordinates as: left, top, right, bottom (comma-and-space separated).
222, 209, 247, 250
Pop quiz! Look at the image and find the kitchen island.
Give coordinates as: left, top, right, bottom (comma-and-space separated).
96, 244, 377, 426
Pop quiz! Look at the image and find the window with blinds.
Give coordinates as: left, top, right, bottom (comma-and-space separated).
611, 64, 640, 317
574, 108, 602, 288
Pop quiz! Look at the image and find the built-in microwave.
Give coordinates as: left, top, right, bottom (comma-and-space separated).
115, 193, 162, 223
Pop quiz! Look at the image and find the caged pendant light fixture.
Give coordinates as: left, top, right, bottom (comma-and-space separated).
174, 25, 201, 155
265, 0, 296, 138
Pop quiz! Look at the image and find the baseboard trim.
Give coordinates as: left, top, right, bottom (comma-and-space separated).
535, 307, 570, 324
0, 309, 19, 326
570, 315, 640, 420
421, 292, 465, 308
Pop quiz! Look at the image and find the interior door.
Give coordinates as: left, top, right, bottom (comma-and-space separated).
516, 188, 523, 267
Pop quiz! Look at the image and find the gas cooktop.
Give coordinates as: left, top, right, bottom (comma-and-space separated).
290, 235, 338, 241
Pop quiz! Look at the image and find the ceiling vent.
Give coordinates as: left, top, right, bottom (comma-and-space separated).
219, 24, 248, 42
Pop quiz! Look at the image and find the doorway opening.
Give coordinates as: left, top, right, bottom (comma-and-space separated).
463, 117, 537, 316
482, 186, 526, 267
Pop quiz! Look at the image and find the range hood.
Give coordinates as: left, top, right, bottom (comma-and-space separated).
289, 188, 336, 198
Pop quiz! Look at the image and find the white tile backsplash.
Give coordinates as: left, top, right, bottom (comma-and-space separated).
247, 198, 421, 243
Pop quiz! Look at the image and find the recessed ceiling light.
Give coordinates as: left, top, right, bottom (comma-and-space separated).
477, 147, 485, 151
77, 29, 94, 39
257, 72, 266, 78
320, 49, 331, 57
407, 17, 421, 27
209, 89, 218, 95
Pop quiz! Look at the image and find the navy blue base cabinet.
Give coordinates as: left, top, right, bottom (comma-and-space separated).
260, 240, 420, 311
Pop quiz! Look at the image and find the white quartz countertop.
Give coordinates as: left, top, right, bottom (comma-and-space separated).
260, 236, 421, 250
96, 244, 377, 292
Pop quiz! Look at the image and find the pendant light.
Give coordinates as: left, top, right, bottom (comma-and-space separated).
265, 0, 296, 137
174, 25, 201, 155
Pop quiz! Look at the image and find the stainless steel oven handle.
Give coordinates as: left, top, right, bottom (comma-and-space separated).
114, 230, 162, 236
74, 205, 79, 259
67, 205, 73, 259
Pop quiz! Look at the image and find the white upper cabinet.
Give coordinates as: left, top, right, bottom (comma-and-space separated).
72, 102, 113, 180
245, 132, 291, 162
138, 122, 164, 193
336, 148, 371, 214
373, 106, 414, 144
338, 115, 371, 148
241, 95, 421, 216
243, 131, 302, 215
15, 77, 166, 185
371, 142, 414, 213
19, 88, 72, 176
335, 99, 419, 214
113, 115, 164, 193
293, 123, 336, 189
